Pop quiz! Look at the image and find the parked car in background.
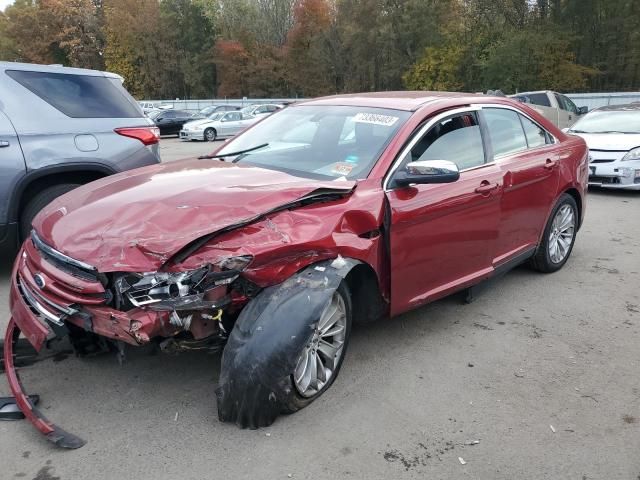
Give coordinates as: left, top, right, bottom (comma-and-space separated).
240, 103, 283, 118
192, 105, 240, 119
510, 90, 588, 129
5, 92, 588, 447
567, 103, 640, 190
180, 110, 257, 141
149, 109, 193, 136
139, 101, 160, 114
0, 62, 160, 256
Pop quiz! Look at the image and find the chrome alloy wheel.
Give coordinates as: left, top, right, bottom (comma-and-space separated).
294, 291, 347, 398
548, 204, 575, 264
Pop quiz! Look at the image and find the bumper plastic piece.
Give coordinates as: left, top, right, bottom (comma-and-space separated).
3, 318, 85, 449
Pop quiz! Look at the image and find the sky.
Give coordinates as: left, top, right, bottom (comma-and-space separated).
0, 0, 14, 12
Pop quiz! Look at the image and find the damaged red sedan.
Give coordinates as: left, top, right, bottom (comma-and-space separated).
4, 92, 588, 448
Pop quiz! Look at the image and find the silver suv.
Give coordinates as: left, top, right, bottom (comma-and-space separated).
0, 62, 160, 255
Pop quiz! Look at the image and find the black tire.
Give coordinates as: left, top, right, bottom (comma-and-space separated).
216, 272, 354, 429
281, 281, 353, 414
204, 128, 217, 142
19, 183, 80, 241
530, 193, 578, 273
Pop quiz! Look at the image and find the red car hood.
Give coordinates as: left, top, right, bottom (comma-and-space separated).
33, 159, 355, 272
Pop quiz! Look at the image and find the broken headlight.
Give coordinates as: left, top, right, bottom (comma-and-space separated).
115, 255, 253, 308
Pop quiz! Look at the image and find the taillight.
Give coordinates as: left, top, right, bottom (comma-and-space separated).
114, 126, 160, 146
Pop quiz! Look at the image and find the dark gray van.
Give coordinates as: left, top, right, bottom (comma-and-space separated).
0, 62, 161, 255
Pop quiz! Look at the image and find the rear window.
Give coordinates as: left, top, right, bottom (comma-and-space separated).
6, 70, 143, 118
526, 93, 552, 108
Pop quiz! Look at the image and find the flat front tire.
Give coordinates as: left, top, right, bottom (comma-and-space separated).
282, 282, 352, 413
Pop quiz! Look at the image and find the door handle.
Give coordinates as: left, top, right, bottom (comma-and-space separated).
544, 158, 557, 170
474, 182, 499, 194
0, 140, 9, 148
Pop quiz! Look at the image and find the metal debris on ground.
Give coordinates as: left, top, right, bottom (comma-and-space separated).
458, 457, 467, 465
550, 425, 556, 433
464, 440, 480, 446
174, 412, 179, 422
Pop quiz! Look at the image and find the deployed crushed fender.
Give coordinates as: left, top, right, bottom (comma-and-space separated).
216, 257, 359, 428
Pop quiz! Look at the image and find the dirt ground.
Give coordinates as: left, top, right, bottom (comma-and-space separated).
0, 145, 638, 479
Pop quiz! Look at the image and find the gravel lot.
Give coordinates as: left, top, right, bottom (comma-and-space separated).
1, 139, 639, 479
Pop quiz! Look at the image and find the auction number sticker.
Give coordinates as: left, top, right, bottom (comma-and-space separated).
332, 163, 354, 176
354, 112, 399, 127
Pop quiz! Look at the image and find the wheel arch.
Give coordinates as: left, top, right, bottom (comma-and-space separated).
343, 261, 387, 324
562, 187, 583, 229
9, 163, 116, 224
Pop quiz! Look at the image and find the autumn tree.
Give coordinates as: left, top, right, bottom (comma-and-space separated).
286, 0, 334, 96
4, 0, 103, 68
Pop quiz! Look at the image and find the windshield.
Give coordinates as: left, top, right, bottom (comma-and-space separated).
570, 109, 640, 134
214, 105, 410, 181
147, 110, 162, 119
207, 112, 224, 121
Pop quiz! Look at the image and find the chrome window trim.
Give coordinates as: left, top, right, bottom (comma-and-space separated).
383, 106, 482, 191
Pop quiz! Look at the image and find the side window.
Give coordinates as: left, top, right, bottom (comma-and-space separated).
483, 108, 528, 157
561, 95, 578, 114
163, 111, 175, 118
519, 114, 549, 148
406, 112, 485, 171
526, 93, 552, 107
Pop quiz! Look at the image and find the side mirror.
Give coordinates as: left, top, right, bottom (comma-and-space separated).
561, 127, 570, 133
578, 106, 588, 115
394, 160, 460, 187
156, 117, 164, 122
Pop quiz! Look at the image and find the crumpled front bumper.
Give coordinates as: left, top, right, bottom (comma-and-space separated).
4, 246, 228, 449
3, 318, 85, 448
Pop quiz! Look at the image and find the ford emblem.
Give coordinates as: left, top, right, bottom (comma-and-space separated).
34, 273, 46, 289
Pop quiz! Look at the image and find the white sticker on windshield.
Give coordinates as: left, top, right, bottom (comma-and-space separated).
354, 112, 399, 127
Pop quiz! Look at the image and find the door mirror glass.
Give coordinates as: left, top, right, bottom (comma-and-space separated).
395, 160, 460, 186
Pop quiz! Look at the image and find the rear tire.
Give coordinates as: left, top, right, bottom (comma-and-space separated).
19, 184, 80, 241
530, 193, 578, 273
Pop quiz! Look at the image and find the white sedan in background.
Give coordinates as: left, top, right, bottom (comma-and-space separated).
240, 103, 284, 119
180, 111, 258, 142
568, 103, 640, 190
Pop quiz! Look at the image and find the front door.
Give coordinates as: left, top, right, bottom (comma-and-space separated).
386, 110, 502, 316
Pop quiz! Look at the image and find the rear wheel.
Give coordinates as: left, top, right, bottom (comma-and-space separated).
20, 183, 80, 241
204, 128, 217, 142
530, 193, 578, 273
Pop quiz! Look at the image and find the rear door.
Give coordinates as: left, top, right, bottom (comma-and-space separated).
0, 111, 26, 228
480, 106, 560, 263
386, 108, 502, 315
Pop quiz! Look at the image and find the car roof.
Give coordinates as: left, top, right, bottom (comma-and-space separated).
512, 90, 553, 96
594, 103, 640, 112
298, 91, 485, 111
0, 61, 122, 80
